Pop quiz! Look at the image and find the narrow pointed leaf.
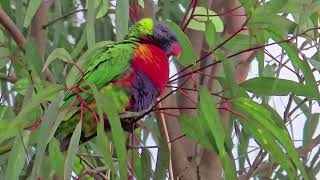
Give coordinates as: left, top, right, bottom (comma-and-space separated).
49, 137, 65, 178
23, 0, 42, 27
241, 77, 319, 98
4, 131, 30, 180
115, 0, 129, 41
154, 140, 169, 180
64, 120, 82, 180
43, 48, 73, 72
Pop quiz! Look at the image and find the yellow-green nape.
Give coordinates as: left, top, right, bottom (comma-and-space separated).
138, 18, 154, 35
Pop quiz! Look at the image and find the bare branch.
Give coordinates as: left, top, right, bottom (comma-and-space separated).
0, 8, 25, 52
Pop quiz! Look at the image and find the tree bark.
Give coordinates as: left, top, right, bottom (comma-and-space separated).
30, 0, 54, 82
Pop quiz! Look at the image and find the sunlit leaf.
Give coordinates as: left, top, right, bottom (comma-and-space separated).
205, 20, 217, 49
186, 6, 224, 32
43, 48, 73, 72
138, 0, 144, 8
233, 98, 310, 179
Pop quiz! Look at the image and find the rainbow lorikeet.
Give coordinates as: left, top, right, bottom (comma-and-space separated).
55, 18, 182, 144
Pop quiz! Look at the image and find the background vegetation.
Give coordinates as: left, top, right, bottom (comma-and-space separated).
0, 0, 319, 179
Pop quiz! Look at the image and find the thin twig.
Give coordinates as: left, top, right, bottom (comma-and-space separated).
157, 102, 174, 180
42, 9, 87, 29
78, 156, 109, 180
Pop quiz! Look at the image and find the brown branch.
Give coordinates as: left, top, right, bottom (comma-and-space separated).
0, 8, 25, 52
0, 73, 19, 83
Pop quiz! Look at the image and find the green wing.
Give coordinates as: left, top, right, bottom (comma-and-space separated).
63, 41, 137, 106
82, 42, 136, 89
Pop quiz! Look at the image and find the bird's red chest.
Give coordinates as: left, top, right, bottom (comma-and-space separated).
131, 44, 169, 94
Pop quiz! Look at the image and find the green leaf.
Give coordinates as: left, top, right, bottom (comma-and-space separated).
154, 140, 169, 180
64, 120, 82, 180
49, 137, 65, 178
163, 20, 197, 66
116, 0, 129, 41
71, 32, 87, 59
241, 77, 319, 98
199, 87, 237, 179
130, 149, 142, 180
96, 0, 109, 19
23, 0, 42, 27
303, 113, 319, 146
141, 149, 152, 180
218, 52, 238, 98
96, 122, 115, 172
248, 15, 296, 35
263, 64, 276, 77
177, 115, 213, 150
199, 87, 225, 151
30, 93, 65, 180
205, 20, 217, 49
238, 116, 296, 178
0, 46, 10, 60
255, 0, 289, 14
12, 78, 31, 95
308, 51, 320, 72
94, 92, 128, 179
0, 85, 63, 143
293, 97, 310, 116
186, 6, 224, 32
24, 38, 44, 80
4, 131, 30, 180
238, 129, 250, 171
138, 0, 144, 8
223, 34, 255, 53
86, 0, 96, 48
281, 0, 308, 13
0, 105, 15, 119
270, 32, 318, 91
233, 98, 310, 179
43, 48, 73, 72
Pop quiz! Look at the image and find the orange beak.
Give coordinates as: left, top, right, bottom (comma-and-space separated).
171, 42, 182, 58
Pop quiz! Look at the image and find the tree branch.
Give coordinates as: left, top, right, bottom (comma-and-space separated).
0, 73, 18, 83
0, 8, 25, 52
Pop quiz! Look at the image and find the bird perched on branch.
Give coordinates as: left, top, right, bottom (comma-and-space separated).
55, 18, 182, 145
